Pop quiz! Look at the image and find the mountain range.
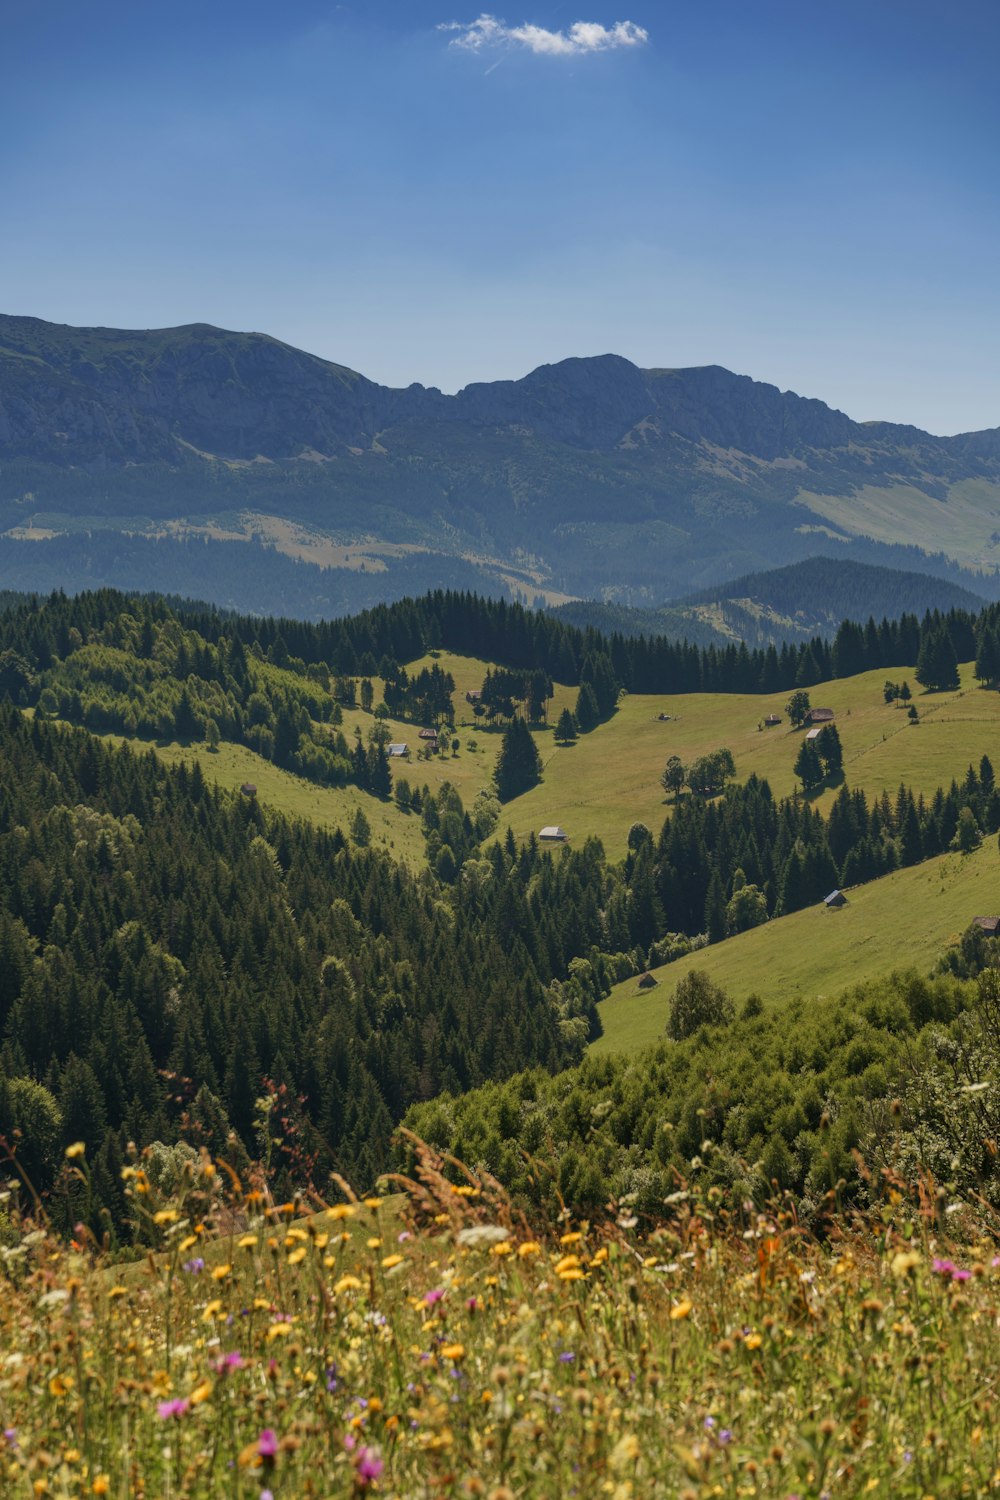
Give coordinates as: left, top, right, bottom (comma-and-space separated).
2, 313, 1000, 614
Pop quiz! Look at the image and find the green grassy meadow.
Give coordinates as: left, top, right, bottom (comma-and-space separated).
506, 658, 1000, 856
99, 655, 1000, 870
594, 836, 1000, 1056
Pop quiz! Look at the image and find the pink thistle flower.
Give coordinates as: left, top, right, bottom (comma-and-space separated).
215, 1351, 246, 1374
423, 1288, 445, 1305
932, 1258, 956, 1276
157, 1398, 190, 1420
257, 1429, 279, 1461
355, 1446, 384, 1485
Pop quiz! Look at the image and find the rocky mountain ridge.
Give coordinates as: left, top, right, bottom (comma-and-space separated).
2, 314, 1000, 609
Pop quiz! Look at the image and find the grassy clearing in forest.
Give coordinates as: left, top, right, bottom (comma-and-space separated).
506, 659, 1000, 857
81, 656, 1000, 868
4, 1140, 1000, 1498
595, 837, 1000, 1056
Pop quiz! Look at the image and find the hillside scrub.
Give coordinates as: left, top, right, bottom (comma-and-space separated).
405, 969, 970, 1216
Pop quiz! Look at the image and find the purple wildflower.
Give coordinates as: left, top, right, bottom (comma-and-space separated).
719, 1429, 733, 1445
182, 1257, 205, 1274
257, 1429, 278, 1461
157, 1398, 190, 1420
326, 1364, 339, 1393
215, 1351, 245, 1374
559, 1352, 576, 1363
356, 1446, 384, 1485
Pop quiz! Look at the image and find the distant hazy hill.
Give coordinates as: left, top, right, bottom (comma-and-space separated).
554, 557, 989, 648
3, 314, 1000, 612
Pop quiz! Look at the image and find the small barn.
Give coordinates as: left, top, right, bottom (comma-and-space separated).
973, 915, 1000, 935
240, 782, 257, 798
805, 726, 824, 741
387, 743, 410, 758
539, 825, 568, 841
637, 971, 659, 990
804, 707, 835, 725
825, 889, 848, 909
764, 713, 781, 727
466, 690, 482, 704
418, 728, 438, 741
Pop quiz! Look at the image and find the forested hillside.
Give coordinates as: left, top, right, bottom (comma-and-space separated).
0, 708, 612, 1231
6, 586, 1000, 1234
556, 555, 992, 649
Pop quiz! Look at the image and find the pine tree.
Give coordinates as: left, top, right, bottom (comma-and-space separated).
916, 625, 959, 692
554, 708, 578, 744
574, 681, 600, 733
794, 739, 824, 791
494, 719, 542, 802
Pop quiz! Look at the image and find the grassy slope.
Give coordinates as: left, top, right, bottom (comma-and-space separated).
798, 478, 1000, 571
594, 837, 1000, 1056
107, 657, 1000, 869
506, 659, 1000, 856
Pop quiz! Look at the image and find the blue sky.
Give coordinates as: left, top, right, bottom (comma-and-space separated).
2, 0, 998, 433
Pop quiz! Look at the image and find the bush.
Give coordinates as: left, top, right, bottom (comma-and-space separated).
666, 969, 735, 1041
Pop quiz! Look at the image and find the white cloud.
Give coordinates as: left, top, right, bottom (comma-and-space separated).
440, 14, 649, 56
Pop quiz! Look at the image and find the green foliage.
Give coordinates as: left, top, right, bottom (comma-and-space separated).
660, 754, 685, 799
685, 747, 735, 796
554, 707, 577, 744
0, 706, 604, 1233
916, 622, 961, 691
667, 968, 735, 1040
405, 968, 966, 1215
494, 718, 542, 802
786, 689, 811, 726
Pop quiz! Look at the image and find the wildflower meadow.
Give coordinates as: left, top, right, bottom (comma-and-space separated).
1, 1136, 998, 1498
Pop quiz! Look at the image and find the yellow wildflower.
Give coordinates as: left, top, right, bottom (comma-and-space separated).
65, 1142, 86, 1160
287, 1246, 307, 1266
153, 1209, 179, 1225
441, 1343, 466, 1361
670, 1299, 692, 1321
211, 1264, 232, 1281
381, 1253, 404, 1270
189, 1381, 212, 1405
518, 1241, 542, 1257
335, 1275, 363, 1294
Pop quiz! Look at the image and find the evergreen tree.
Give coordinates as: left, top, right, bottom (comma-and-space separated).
916, 624, 959, 692
494, 719, 542, 802
554, 708, 578, 744
704, 869, 728, 944
574, 681, 600, 733
975, 628, 1000, 688
816, 724, 843, 780
794, 738, 824, 791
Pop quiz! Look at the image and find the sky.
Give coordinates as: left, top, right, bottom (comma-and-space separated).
1, 0, 998, 434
